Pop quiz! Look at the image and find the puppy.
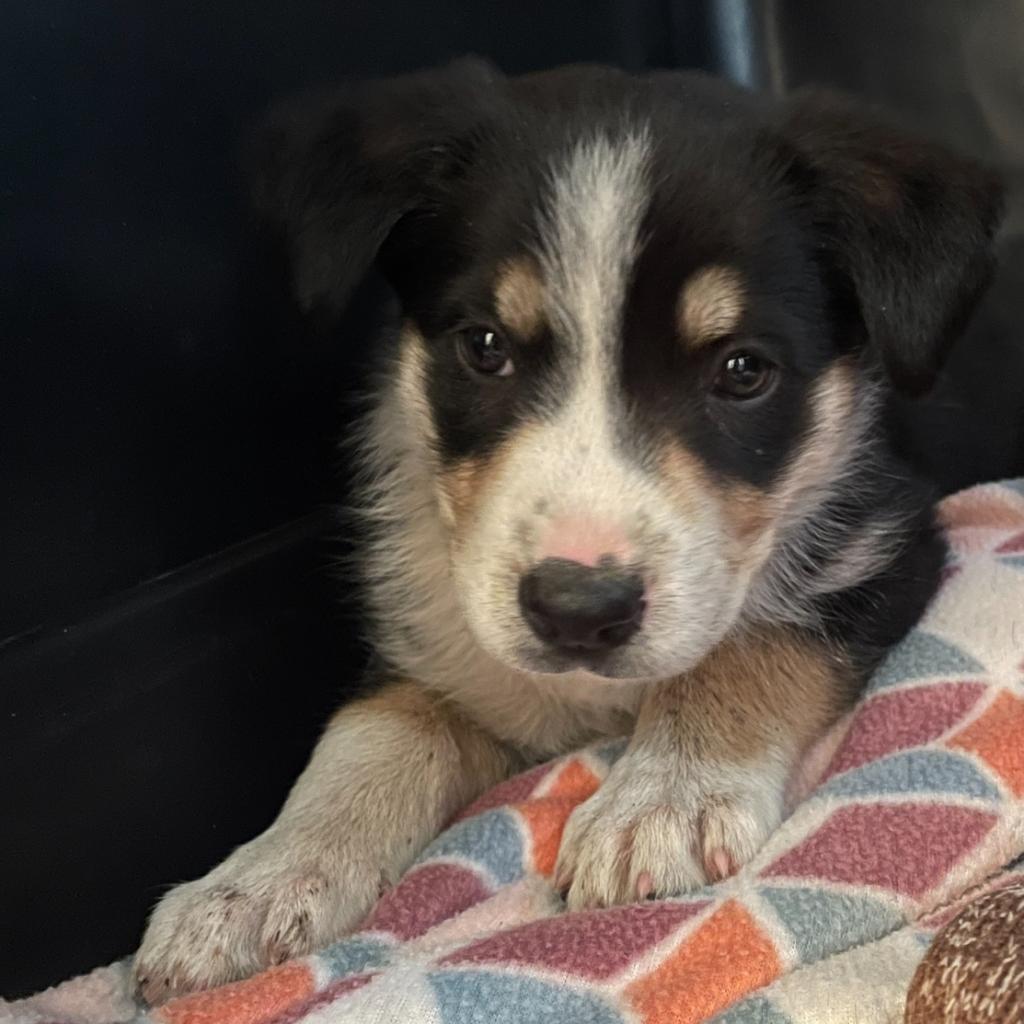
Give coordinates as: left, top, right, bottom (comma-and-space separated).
134, 59, 1003, 1002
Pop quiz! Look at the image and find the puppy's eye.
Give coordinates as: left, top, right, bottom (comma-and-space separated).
457, 327, 515, 377
713, 350, 775, 400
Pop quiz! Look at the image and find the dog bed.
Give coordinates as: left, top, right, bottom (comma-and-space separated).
5, 479, 1024, 1024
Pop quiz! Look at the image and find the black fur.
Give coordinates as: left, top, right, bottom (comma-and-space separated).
780, 89, 1004, 394
251, 59, 1004, 688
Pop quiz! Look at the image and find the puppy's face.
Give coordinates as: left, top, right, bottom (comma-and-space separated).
398, 126, 862, 681
256, 62, 1001, 683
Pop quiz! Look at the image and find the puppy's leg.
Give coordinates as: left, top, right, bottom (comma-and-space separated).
134, 681, 513, 1003
557, 631, 848, 909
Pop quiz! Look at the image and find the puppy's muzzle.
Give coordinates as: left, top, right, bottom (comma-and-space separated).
518, 557, 646, 655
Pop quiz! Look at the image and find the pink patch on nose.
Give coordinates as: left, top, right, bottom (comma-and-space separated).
538, 518, 633, 567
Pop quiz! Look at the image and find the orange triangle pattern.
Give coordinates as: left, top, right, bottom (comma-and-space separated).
514, 758, 601, 876
626, 900, 781, 1024
156, 962, 314, 1024
948, 690, 1024, 797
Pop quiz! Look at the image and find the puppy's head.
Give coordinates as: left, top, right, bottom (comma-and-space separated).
254, 60, 1002, 682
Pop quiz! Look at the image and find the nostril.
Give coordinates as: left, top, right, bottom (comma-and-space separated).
522, 601, 558, 643
596, 602, 646, 647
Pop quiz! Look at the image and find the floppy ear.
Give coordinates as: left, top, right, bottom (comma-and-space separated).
779, 90, 1004, 392
248, 57, 503, 314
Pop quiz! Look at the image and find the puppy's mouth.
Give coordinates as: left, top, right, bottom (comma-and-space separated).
513, 644, 649, 682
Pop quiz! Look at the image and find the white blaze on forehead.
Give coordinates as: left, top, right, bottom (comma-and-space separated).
527, 129, 654, 521
539, 128, 652, 365
441, 128, 741, 681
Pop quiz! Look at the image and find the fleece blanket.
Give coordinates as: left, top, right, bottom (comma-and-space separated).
6, 479, 1024, 1024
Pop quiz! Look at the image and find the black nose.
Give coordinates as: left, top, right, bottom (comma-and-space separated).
518, 558, 645, 655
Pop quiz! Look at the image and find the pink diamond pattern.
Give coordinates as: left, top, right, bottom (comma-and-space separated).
762, 803, 997, 897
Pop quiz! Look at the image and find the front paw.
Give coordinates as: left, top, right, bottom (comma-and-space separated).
133, 833, 385, 1005
555, 759, 784, 911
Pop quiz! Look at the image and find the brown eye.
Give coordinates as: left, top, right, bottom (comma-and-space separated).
713, 350, 775, 399
458, 328, 514, 377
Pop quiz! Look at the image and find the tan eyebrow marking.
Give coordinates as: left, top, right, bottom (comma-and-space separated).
494, 257, 546, 339
677, 265, 746, 348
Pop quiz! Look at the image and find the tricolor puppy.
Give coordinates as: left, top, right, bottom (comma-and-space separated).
135, 59, 1003, 1000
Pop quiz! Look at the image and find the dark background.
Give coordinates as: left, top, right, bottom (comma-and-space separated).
3, 0, 1023, 997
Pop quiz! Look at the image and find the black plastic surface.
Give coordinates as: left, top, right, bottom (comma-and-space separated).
2, 513, 358, 993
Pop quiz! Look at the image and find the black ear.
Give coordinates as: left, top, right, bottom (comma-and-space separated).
248, 57, 503, 314
779, 90, 1004, 392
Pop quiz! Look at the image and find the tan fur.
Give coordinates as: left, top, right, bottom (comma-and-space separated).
437, 459, 484, 533
329, 681, 517, 810
639, 629, 845, 761
656, 439, 709, 518
657, 379, 882, 600
740, 359, 886, 628
773, 359, 860, 515
396, 323, 479, 536
395, 324, 437, 444
437, 442, 521, 538
558, 628, 849, 908
494, 257, 546, 339
659, 437, 776, 574
722, 484, 777, 575
677, 265, 745, 347
660, 361, 867, 586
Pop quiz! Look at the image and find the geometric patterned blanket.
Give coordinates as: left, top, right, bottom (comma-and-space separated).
5, 479, 1024, 1024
